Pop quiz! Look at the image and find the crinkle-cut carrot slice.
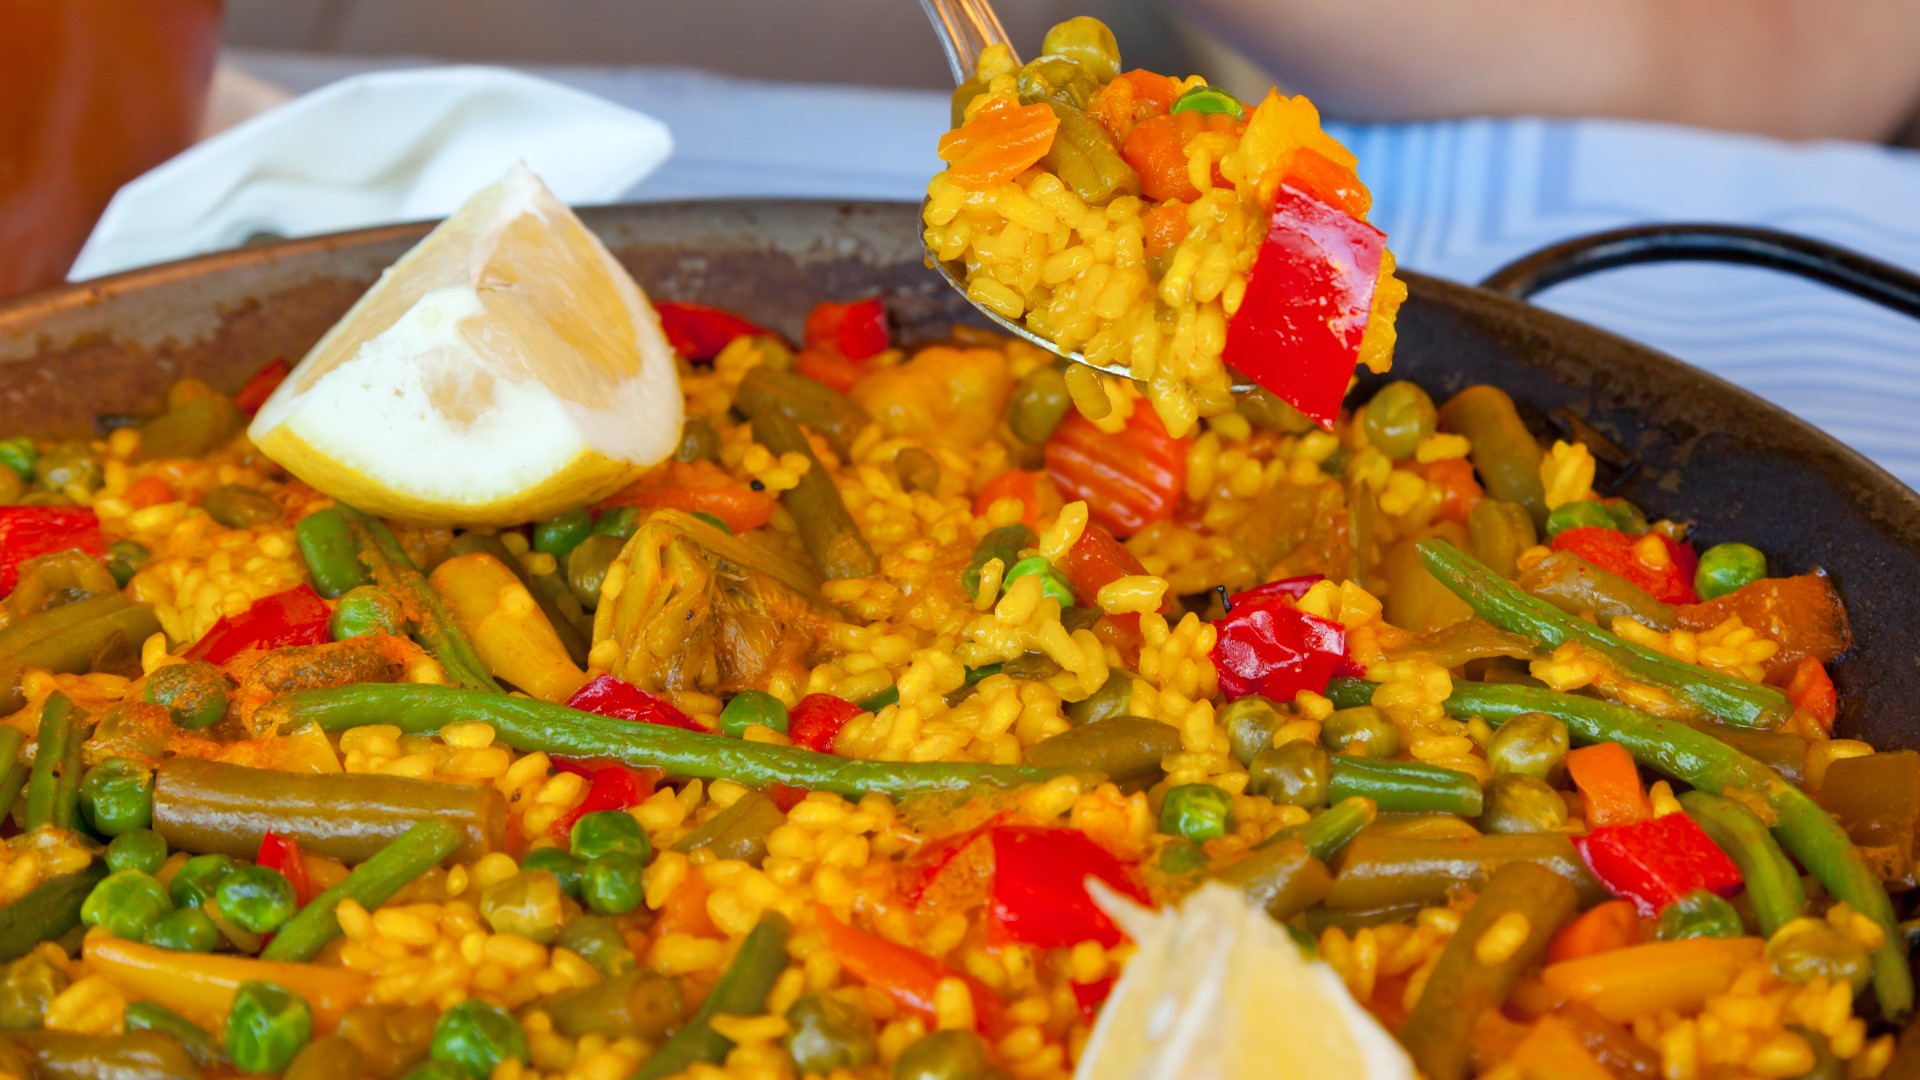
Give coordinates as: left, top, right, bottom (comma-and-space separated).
938, 99, 1060, 188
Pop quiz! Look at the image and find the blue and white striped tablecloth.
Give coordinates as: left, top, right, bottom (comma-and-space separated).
239, 54, 1920, 492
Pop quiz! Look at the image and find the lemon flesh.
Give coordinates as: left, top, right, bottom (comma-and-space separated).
249, 163, 682, 525
1075, 882, 1414, 1080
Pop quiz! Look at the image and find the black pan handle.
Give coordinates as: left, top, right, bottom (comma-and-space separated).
1478, 223, 1920, 321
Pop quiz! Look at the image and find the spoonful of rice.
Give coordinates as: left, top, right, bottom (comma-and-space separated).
915, 0, 1408, 435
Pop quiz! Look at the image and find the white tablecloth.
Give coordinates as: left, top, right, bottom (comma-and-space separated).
235, 52, 1920, 491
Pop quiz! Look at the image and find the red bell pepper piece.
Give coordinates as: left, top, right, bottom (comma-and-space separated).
184, 583, 331, 664
787, 693, 864, 754
804, 297, 890, 362
0, 507, 105, 597
1220, 186, 1387, 429
257, 832, 313, 907
986, 825, 1146, 949
1572, 812, 1743, 917
1209, 585, 1347, 703
1044, 407, 1187, 538
1781, 656, 1838, 731
1071, 977, 1115, 1023
566, 675, 704, 732
231, 358, 291, 416
654, 301, 774, 362
814, 905, 1003, 1031
1550, 527, 1699, 605
792, 349, 868, 394
767, 784, 809, 812
552, 763, 655, 840
1229, 574, 1323, 606
1060, 524, 1151, 605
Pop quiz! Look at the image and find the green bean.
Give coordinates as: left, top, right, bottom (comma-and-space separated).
106, 539, 151, 588
334, 505, 501, 692
751, 409, 877, 579
632, 913, 790, 1080
0, 728, 26, 827
555, 916, 634, 977
1262, 796, 1378, 860
1330, 675, 1911, 1020
447, 532, 590, 667
1327, 757, 1483, 816
1700, 726, 1806, 787
261, 820, 462, 962
1477, 774, 1568, 834
671, 790, 785, 866
263, 685, 1055, 799
1215, 837, 1331, 919
0, 593, 130, 661
1041, 16, 1121, 82
1023, 716, 1182, 783
1247, 741, 1331, 808
295, 509, 372, 599
1018, 56, 1097, 110
1519, 551, 1676, 630
893, 447, 942, 494
1326, 832, 1603, 911
0, 862, 105, 961
1485, 712, 1568, 780
1043, 105, 1140, 206
153, 758, 503, 864
536, 969, 681, 1039
1066, 669, 1136, 726
2, 1029, 204, 1079
481, 871, 566, 943
1, 601, 160, 713
1678, 791, 1805, 936
1397, 861, 1578, 1080
733, 365, 868, 458
861, 662, 1006, 715
133, 394, 239, 463
566, 534, 624, 609
1436, 386, 1546, 525
203, 485, 281, 529
24, 692, 82, 831
962, 524, 1036, 598
125, 1001, 222, 1067
1008, 366, 1072, 444
1465, 499, 1537, 580
1417, 539, 1791, 727
0, 951, 66, 1030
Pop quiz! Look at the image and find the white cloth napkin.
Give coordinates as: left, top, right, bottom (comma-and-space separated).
69, 65, 673, 281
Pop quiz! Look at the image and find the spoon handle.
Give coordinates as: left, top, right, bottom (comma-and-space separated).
918, 0, 1020, 86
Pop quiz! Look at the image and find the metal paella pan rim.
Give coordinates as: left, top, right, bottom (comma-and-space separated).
1, 198, 1918, 749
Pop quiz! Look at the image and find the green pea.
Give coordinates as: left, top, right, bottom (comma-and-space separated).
1320, 706, 1401, 759
169, 853, 240, 909
80, 757, 154, 837
1157, 837, 1210, 877
202, 484, 282, 529
1002, 556, 1074, 608
1602, 498, 1649, 535
1040, 16, 1121, 82
142, 661, 230, 730
1159, 784, 1235, 843
331, 584, 406, 640
1220, 695, 1284, 767
1695, 542, 1767, 601
1766, 918, 1871, 992
1477, 774, 1569, 835
35, 442, 100, 494
217, 865, 298, 934
0, 953, 67, 1030
1544, 500, 1615, 539
1362, 381, 1438, 460
0, 437, 36, 481
106, 828, 169, 875
690, 511, 732, 534
1656, 889, 1745, 941
145, 907, 222, 952
592, 506, 641, 541
480, 870, 566, 945
1486, 712, 1569, 781
893, 1029, 999, 1080
1247, 742, 1331, 808
1007, 365, 1072, 444
675, 417, 721, 463
719, 690, 789, 738
570, 811, 650, 863
82, 870, 173, 940
429, 999, 527, 1079
519, 847, 584, 899
580, 853, 646, 916
228, 981, 314, 1074
786, 992, 879, 1074
1169, 85, 1245, 120
566, 533, 625, 609
554, 915, 635, 978
534, 510, 594, 559
106, 539, 151, 587
125, 1001, 221, 1067
894, 447, 942, 494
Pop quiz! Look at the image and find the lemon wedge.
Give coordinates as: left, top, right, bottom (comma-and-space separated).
1075, 882, 1413, 1080
249, 164, 682, 525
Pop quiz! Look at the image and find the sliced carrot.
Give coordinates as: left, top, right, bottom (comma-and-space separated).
1045, 408, 1187, 538
938, 99, 1059, 189
1565, 742, 1651, 828
973, 469, 1050, 531
814, 905, 1004, 1032
1782, 656, 1837, 731
650, 873, 717, 940
1087, 70, 1181, 144
794, 348, 868, 394
1505, 1015, 1617, 1080
1113, 70, 1181, 115
1141, 199, 1191, 261
614, 486, 774, 534
1120, 111, 1240, 203
1421, 458, 1483, 525
1276, 147, 1372, 220
1539, 938, 1763, 1023
123, 475, 175, 510
1546, 900, 1644, 965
